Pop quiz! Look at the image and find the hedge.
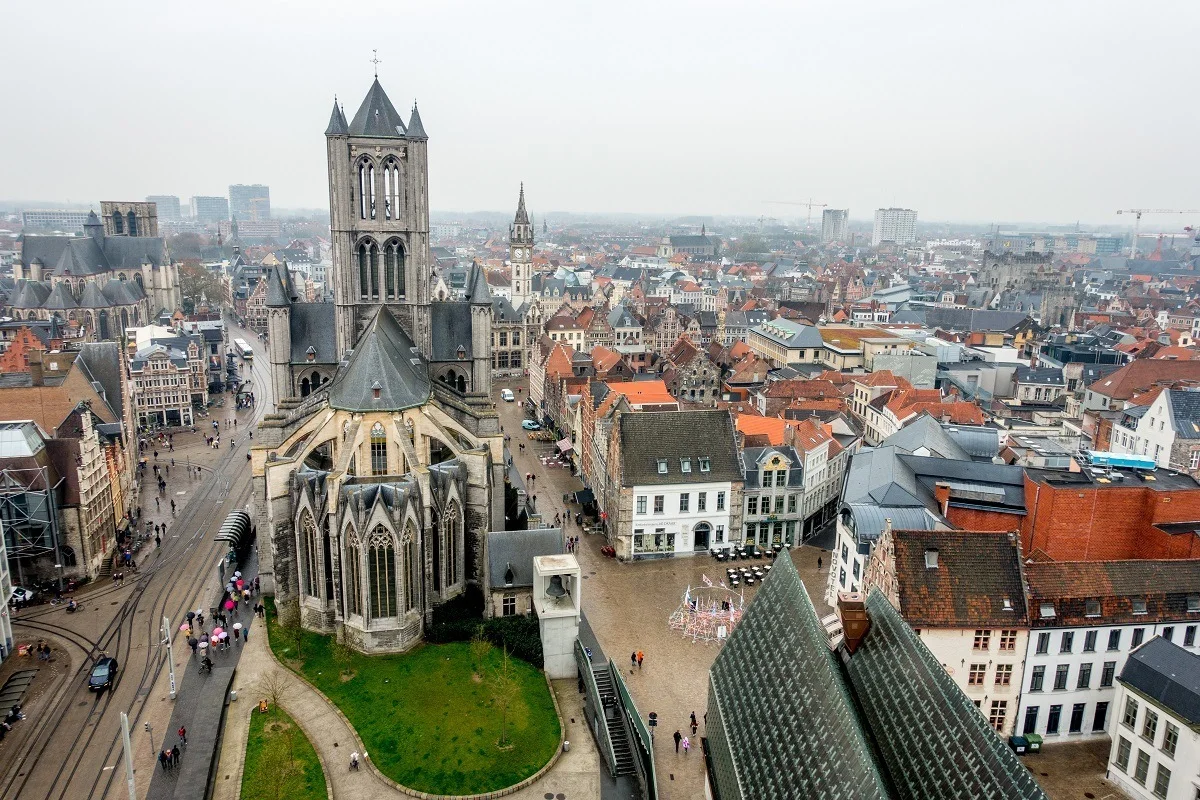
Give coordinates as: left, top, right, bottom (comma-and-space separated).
427, 585, 544, 667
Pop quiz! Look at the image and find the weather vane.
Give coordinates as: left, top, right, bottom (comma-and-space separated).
371, 49, 382, 78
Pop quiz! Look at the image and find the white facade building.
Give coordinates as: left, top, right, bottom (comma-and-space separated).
1105, 637, 1200, 800
872, 208, 918, 246
630, 481, 735, 557
821, 208, 849, 243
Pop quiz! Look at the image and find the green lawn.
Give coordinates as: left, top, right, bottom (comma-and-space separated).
265, 599, 561, 795
241, 705, 326, 800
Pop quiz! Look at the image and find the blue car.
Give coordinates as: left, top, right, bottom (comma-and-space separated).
521, 420, 541, 431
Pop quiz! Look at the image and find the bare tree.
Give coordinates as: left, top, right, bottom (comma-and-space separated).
258, 669, 289, 710
491, 646, 520, 748
331, 633, 355, 678
469, 625, 490, 677
275, 599, 304, 661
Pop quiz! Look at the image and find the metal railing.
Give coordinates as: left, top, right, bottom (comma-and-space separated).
575, 640, 619, 776
610, 659, 659, 800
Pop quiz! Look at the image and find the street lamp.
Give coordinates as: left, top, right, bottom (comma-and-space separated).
161, 616, 176, 700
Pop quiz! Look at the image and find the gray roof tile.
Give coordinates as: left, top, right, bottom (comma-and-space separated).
485, 528, 563, 589
1118, 637, 1200, 726
347, 78, 408, 138
618, 410, 741, 486
326, 306, 430, 412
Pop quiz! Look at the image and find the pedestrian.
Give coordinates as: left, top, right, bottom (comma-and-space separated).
189, 637, 198, 657
178, 726, 187, 746
170, 500, 176, 515
350, 751, 360, 771
159, 750, 170, 772
691, 719, 698, 737
171, 744, 180, 767
155, 535, 161, 548
637, 650, 644, 669
631, 651, 637, 670
817, 556, 823, 571
155, 497, 160, 511
682, 736, 690, 755
242, 625, 249, 643
673, 729, 682, 753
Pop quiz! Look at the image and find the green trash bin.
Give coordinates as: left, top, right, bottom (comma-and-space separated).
1008, 735, 1028, 754
1024, 733, 1043, 753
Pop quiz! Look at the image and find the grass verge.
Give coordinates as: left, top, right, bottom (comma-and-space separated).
241, 704, 326, 800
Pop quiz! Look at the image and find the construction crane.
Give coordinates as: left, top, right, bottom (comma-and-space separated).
1116, 209, 1200, 259
765, 198, 828, 226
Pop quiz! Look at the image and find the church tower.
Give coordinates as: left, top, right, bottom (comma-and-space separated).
509, 184, 533, 308
325, 80, 432, 359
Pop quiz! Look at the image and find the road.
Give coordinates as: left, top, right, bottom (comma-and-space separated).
0, 323, 274, 800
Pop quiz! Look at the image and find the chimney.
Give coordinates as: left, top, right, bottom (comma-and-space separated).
29, 350, 44, 387
837, 591, 870, 655
933, 482, 951, 515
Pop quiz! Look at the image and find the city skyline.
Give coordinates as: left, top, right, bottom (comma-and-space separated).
2, 1, 1198, 225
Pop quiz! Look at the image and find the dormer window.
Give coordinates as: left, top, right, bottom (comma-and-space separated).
1002, 597, 1013, 612
1039, 602, 1056, 619
1085, 599, 1101, 618
657, 459, 668, 474
680, 459, 691, 473
924, 548, 938, 569
504, 564, 515, 587
1188, 594, 1200, 613
699, 457, 711, 472
1131, 598, 1148, 615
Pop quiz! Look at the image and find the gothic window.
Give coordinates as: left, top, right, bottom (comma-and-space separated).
358, 241, 369, 299
344, 533, 362, 616
301, 514, 320, 600
300, 377, 311, 397
443, 500, 461, 589
369, 242, 380, 299
127, 211, 138, 237
384, 240, 406, 299
370, 422, 387, 474
383, 157, 402, 221
403, 523, 417, 612
134, 273, 144, 291
112, 212, 124, 234
368, 526, 396, 619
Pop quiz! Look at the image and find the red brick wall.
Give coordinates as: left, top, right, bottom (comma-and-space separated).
1021, 474, 1200, 561
945, 506, 1022, 533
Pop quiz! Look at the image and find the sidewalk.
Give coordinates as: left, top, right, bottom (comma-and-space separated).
214, 621, 602, 800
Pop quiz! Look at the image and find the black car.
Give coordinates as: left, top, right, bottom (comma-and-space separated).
88, 657, 118, 692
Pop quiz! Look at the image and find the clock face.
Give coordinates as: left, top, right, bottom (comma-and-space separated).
514, 248, 523, 259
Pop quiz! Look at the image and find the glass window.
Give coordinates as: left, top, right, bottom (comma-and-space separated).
679, 493, 689, 513
787, 494, 797, 513
1162, 626, 1174, 643
1132, 598, 1148, 615
1186, 625, 1197, 647
1115, 737, 1131, 772
1143, 709, 1158, 743
969, 663, 986, 686
1060, 631, 1074, 653
1083, 630, 1097, 652
1086, 598, 1101, 617
774, 495, 784, 514
657, 459, 667, 474
1040, 602, 1056, 618
1102, 661, 1116, 688
1153, 764, 1170, 799
1046, 705, 1062, 734
1163, 721, 1179, 757
973, 630, 991, 650
636, 496, 647, 515
1054, 664, 1069, 690
1000, 630, 1018, 651
653, 495, 664, 513
1029, 665, 1045, 692
1023, 706, 1039, 735
680, 459, 691, 473
1069, 703, 1085, 733
716, 491, 725, 511
995, 664, 1013, 687
1093, 702, 1109, 732
699, 457, 710, 472
747, 497, 758, 515
1108, 629, 1122, 651
1077, 663, 1092, 689
502, 595, 516, 616
370, 422, 387, 475
762, 470, 773, 488
1123, 697, 1139, 728
1134, 750, 1150, 785
697, 492, 707, 512
1132, 628, 1146, 648
1036, 632, 1050, 654
988, 700, 1008, 732
1188, 594, 1200, 613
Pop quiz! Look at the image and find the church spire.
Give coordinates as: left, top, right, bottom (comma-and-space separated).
514, 183, 530, 225
325, 96, 348, 135
406, 101, 427, 140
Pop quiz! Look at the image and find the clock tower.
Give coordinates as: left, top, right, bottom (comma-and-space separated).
509, 184, 533, 308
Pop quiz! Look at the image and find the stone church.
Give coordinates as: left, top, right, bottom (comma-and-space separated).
252, 78, 505, 653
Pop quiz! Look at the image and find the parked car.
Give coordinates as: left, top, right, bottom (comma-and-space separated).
88, 657, 119, 692
9, 587, 35, 605
521, 419, 542, 431
500, 389, 515, 402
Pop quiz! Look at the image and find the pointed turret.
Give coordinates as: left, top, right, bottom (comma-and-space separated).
467, 261, 491, 305
84, 210, 104, 242
406, 101, 427, 140
325, 97, 348, 135
347, 78, 408, 138
514, 183, 530, 225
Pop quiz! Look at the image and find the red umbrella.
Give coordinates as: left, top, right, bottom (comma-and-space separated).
224, 599, 235, 611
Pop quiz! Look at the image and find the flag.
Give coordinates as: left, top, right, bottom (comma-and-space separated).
701, 574, 713, 588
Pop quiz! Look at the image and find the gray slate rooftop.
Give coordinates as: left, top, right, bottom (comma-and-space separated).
485, 528, 563, 590
1118, 636, 1200, 726
326, 306, 430, 412
618, 410, 741, 486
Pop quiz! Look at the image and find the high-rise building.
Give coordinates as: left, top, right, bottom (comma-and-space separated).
146, 195, 181, 221
21, 210, 90, 233
229, 184, 271, 221
821, 209, 849, 243
872, 208, 918, 246
191, 196, 229, 224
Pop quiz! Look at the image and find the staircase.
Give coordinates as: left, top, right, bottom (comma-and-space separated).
592, 665, 635, 776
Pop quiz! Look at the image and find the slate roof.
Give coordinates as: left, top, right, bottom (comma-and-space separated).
876, 414, 972, 460
324, 98, 348, 135
750, 317, 824, 350
347, 78, 408, 138
22, 231, 165, 277
1118, 637, 1200, 726
707, 555, 890, 800
740, 446, 805, 489
485, 528, 563, 590
921, 308, 1031, 333
9, 280, 51, 309
846, 592, 1050, 800
288, 303, 338, 365
77, 281, 111, 309
1015, 366, 1065, 386
326, 306, 430, 412
429, 302, 474, 361
43, 281, 78, 310
265, 263, 291, 307
75, 341, 125, 419
406, 103, 427, 139
514, 184, 530, 225
618, 410, 741, 486
891, 530, 1028, 627
1166, 389, 1200, 439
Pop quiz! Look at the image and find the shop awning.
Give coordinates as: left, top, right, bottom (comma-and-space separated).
215, 510, 252, 549
557, 438, 573, 454
574, 488, 595, 505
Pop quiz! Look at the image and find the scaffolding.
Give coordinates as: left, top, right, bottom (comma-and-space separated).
0, 465, 65, 587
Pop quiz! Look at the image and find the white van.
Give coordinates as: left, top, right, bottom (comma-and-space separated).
500, 389, 515, 402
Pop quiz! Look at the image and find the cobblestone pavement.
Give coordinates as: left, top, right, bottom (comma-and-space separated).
1020, 739, 1125, 800
496, 380, 834, 800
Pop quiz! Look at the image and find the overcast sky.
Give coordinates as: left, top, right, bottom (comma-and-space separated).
3, 0, 1198, 225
